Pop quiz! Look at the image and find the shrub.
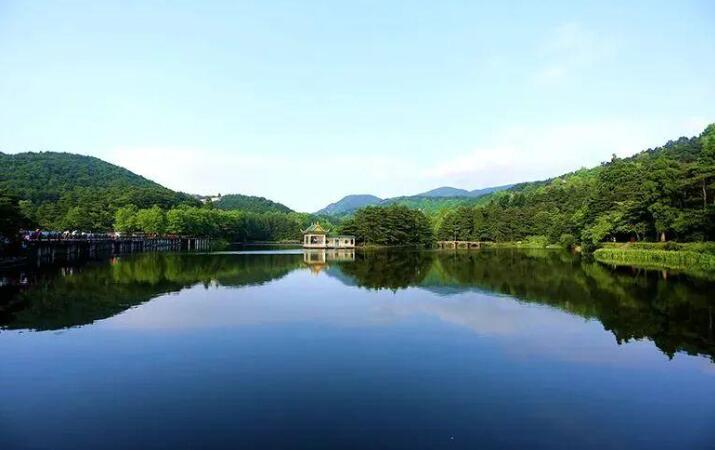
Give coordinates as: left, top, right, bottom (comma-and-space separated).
559, 233, 576, 249
524, 235, 549, 248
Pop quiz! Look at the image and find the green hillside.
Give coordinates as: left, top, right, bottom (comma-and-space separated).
0, 151, 198, 230
316, 186, 511, 218
315, 194, 382, 216
437, 124, 715, 247
214, 194, 292, 214
381, 195, 493, 215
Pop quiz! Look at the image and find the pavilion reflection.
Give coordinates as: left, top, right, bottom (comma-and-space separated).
303, 249, 355, 274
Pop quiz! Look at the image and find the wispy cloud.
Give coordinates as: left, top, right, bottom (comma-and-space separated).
427, 118, 708, 189
106, 116, 710, 210
105, 147, 422, 211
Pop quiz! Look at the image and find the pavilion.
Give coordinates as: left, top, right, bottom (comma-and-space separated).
301, 222, 355, 249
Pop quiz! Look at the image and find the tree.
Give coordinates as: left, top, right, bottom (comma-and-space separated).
649, 202, 678, 242
134, 206, 167, 235
0, 193, 32, 244
61, 206, 95, 231
114, 206, 138, 233
341, 205, 434, 246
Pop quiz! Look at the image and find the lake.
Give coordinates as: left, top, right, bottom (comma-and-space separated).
1, 248, 714, 449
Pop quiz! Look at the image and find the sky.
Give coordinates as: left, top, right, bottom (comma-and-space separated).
1, 1, 714, 212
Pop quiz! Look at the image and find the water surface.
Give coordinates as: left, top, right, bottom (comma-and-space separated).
1, 249, 714, 449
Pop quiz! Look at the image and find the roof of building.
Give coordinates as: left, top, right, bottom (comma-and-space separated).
301, 222, 330, 234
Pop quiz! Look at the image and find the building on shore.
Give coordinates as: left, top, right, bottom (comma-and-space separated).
301, 222, 355, 249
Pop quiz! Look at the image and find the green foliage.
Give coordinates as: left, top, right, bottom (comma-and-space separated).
558, 233, 576, 249
594, 248, 715, 272
0, 151, 199, 230
134, 206, 167, 235
437, 124, 715, 248
380, 196, 487, 216
523, 235, 549, 248
114, 206, 139, 233
2, 252, 303, 330
116, 205, 318, 241
339, 205, 434, 246
0, 191, 32, 255
317, 190, 506, 219
214, 194, 293, 214
600, 241, 715, 255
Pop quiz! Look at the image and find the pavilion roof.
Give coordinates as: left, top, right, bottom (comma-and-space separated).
301, 222, 330, 234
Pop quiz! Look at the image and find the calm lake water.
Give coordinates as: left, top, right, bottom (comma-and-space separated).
1, 248, 714, 449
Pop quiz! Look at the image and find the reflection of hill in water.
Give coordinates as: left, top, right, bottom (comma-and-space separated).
0, 253, 303, 331
327, 249, 715, 361
2, 249, 713, 362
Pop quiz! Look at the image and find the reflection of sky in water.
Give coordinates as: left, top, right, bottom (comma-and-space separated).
79, 267, 713, 374
2, 259, 714, 450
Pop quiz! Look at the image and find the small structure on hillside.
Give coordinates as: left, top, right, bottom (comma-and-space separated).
302, 222, 355, 249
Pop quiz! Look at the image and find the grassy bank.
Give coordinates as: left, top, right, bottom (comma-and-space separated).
485, 242, 565, 250
600, 241, 715, 254
594, 244, 715, 272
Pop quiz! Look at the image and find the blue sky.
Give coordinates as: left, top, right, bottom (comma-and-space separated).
1, 1, 714, 211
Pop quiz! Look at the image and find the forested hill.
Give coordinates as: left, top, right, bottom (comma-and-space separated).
214, 194, 292, 214
416, 184, 513, 198
316, 185, 512, 217
437, 124, 715, 247
315, 194, 382, 216
0, 151, 198, 230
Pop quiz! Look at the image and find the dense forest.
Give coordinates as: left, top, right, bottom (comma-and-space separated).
339, 205, 434, 246
113, 205, 318, 242
0, 152, 198, 230
214, 194, 293, 214
0, 192, 31, 251
318, 192, 493, 218
437, 124, 715, 249
315, 185, 512, 217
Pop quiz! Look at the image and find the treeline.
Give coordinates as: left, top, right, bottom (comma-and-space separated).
113, 206, 342, 242
214, 194, 293, 214
113, 205, 323, 242
437, 124, 715, 249
339, 205, 433, 246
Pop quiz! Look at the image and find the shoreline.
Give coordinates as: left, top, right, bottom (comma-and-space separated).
593, 247, 715, 274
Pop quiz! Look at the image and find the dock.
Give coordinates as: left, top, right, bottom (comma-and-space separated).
435, 241, 485, 249
25, 237, 212, 265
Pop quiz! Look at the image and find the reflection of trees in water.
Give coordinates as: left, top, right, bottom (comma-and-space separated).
334, 250, 434, 290
0, 253, 302, 331
2, 249, 713, 362
437, 250, 714, 361
329, 249, 714, 361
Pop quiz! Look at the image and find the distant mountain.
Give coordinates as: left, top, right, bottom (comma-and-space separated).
214, 194, 293, 214
378, 195, 486, 215
468, 184, 514, 197
316, 184, 513, 217
315, 194, 382, 216
417, 184, 514, 198
417, 186, 471, 197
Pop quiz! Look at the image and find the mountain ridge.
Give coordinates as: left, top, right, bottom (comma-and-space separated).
316, 194, 382, 216
213, 193, 293, 214
316, 184, 514, 216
